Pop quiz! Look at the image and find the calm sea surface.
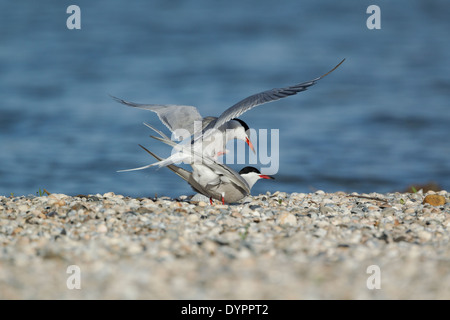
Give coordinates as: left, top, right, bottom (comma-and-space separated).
1, 1, 449, 198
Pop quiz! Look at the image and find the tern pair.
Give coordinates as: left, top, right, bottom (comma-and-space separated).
114, 59, 344, 204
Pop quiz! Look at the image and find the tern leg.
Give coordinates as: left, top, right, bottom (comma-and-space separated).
209, 197, 213, 205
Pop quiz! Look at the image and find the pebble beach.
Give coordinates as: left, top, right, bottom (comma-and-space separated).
1, 190, 449, 299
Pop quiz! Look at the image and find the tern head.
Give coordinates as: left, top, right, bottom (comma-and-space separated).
239, 166, 275, 189
229, 118, 255, 153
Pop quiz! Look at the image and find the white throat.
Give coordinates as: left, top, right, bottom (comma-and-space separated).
241, 172, 261, 189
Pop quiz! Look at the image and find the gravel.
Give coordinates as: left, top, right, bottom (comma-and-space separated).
1, 190, 449, 299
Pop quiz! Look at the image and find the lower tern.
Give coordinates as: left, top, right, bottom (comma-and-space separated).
138, 144, 274, 204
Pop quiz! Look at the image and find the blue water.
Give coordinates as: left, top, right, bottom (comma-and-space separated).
1, 0, 449, 198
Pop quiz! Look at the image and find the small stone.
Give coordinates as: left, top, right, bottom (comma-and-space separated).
231, 212, 243, 219
202, 239, 218, 255
171, 202, 183, 208
319, 205, 335, 214
17, 204, 29, 212
97, 224, 108, 233
382, 207, 396, 215
55, 200, 66, 207
423, 195, 446, 206
417, 230, 432, 242
314, 228, 327, 238
214, 205, 229, 210
103, 192, 116, 198
12, 227, 23, 235
127, 244, 142, 255
444, 218, 450, 227
187, 214, 200, 223
277, 212, 297, 226
240, 206, 254, 216
197, 201, 208, 207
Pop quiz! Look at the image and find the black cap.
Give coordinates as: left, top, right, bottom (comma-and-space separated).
239, 166, 261, 175
232, 118, 250, 132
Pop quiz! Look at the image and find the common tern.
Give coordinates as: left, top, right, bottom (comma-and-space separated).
120, 124, 274, 203
137, 144, 274, 204
113, 59, 345, 168
111, 98, 255, 161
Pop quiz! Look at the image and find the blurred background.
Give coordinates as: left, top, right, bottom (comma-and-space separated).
1, 0, 449, 198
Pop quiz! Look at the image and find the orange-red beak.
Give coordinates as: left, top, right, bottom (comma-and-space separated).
246, 137, 256, 153
259, 174, 275, 180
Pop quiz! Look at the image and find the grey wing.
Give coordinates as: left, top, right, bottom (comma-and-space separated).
201, 116, 218, 131
211, 59, 345, 130
207, 162, 251, 194
111, 95, 203, 135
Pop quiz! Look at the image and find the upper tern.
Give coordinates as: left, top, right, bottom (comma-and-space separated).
113, 59, 345, 169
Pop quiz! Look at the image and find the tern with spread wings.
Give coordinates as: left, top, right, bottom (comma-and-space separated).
113, 59, 345, 169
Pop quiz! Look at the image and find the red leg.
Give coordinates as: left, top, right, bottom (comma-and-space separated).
221, 196, 225, 205
209, 197, 213, 205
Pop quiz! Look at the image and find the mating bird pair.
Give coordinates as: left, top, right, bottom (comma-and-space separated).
114, 59, 344, 204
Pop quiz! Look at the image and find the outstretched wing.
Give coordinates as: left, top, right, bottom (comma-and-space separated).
111, 95, 203, 135
210, 59, 345, 130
